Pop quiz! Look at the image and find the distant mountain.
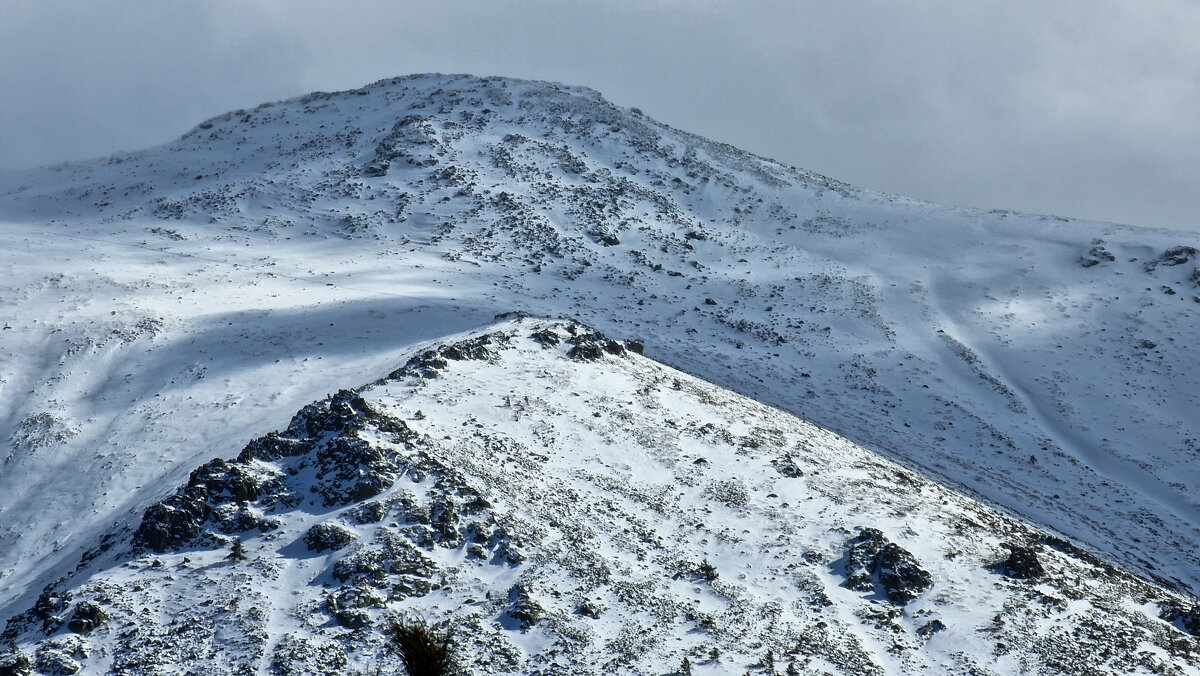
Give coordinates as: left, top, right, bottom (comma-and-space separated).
1, 74, 1198, 673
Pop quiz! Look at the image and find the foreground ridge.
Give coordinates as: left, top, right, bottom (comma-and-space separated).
3, 319, 1198, 674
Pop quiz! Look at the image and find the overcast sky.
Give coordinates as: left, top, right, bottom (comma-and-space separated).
2, 0, 1198, 232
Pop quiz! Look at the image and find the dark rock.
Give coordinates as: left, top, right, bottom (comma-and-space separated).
191, 458, 259, 503
391, 350, 448, 379
530, 328, 561, 346
704, 298, 717, 305
577, 600, 602, 618
370, 114, 441, 172
439, 334, 498, 361
325, 586, 383, 629
304, 523, 356, 552
0, 655, 30, 676
1160, 604, 1200, 638
624, 340, 643, 354
1081, 242, 1115, 267
18, 589, 73, 636
33, 649, 78, 676
288, 390, 377, 438
876, 543, 934, 605
237, 432, 311, 462
135, 388, 416, 552
1000, 545, 1044, 579
350, 501, 387, 524
132, 486, 212, 553
507, 583, 542, 628
332, 532, 437, 596
64, 602, 105, 638
334, 609, 369, 629
917, 619, 946, 638
1161, 246, 1198, 266
65, 602, 107, 636
843, 528, 932, 605
772, 456, 804, 478
567, 330, 625, 361
492, 530, 526, 565
362, 159, 390, 177
429, 497, 462, 547
0, 651, 32, 676
314, 436, 402, 507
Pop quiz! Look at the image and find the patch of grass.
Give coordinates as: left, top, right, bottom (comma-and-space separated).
388, 618, 453, 676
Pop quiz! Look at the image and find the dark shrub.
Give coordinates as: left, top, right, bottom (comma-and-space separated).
388, 618, 453, 676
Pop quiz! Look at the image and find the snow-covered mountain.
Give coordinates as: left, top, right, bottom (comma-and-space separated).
1, 74, 1199, 673
4, 318, 1199, 674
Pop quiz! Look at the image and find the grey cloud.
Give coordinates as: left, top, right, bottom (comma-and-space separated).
1, 0, 1197, 232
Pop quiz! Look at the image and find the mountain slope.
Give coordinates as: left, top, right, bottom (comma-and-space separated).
1, 73, 1199, 638
3, 318, 1198, 674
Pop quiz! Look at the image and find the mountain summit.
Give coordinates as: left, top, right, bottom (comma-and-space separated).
1, 74, 1199, 673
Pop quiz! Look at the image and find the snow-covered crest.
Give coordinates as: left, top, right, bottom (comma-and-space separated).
4, 319, 1198, 673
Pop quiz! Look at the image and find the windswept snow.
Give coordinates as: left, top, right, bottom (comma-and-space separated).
3, 319, 1197, 674
1, 73, 1199, 672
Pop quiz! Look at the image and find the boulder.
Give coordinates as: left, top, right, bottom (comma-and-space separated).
65, 602, 107, 636
843, 528, 932, 605
507, 584, 543, 628
304, 523, 357, 553
1000, 545, 1044, 579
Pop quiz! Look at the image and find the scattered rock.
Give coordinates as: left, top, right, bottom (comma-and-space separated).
530, 328, 561, 346
1079, 241, 1115, 268
1000, 544, 1044, 579
1144, 245, 1199, 271
507, 583, 543, 628
304, 523, 357, 552
1161, 246, 1198, 266
1160, 604, 1200, 638
567, 329, 625, 361
332, 531, 437, 597
440, 334, 500, 361
0, 651, 32, 676
325, 587, 384, 629
33, 649, 79, 676
916, 619, 946, 638
65, 602, 107, 635
578, 600, 603, 618
843, 528, 932, 605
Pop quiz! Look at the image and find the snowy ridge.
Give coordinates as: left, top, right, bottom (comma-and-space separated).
3, 318, 1198, 674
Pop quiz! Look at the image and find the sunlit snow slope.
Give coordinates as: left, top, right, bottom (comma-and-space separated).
3, 319, 1198, 674
1, 74, 1199, 633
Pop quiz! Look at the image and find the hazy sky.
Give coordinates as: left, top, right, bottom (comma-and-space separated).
2, 0, 1198, 232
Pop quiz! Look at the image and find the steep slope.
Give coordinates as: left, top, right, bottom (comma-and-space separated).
3, 319, 1198, 674
1, 73, 1199, 625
